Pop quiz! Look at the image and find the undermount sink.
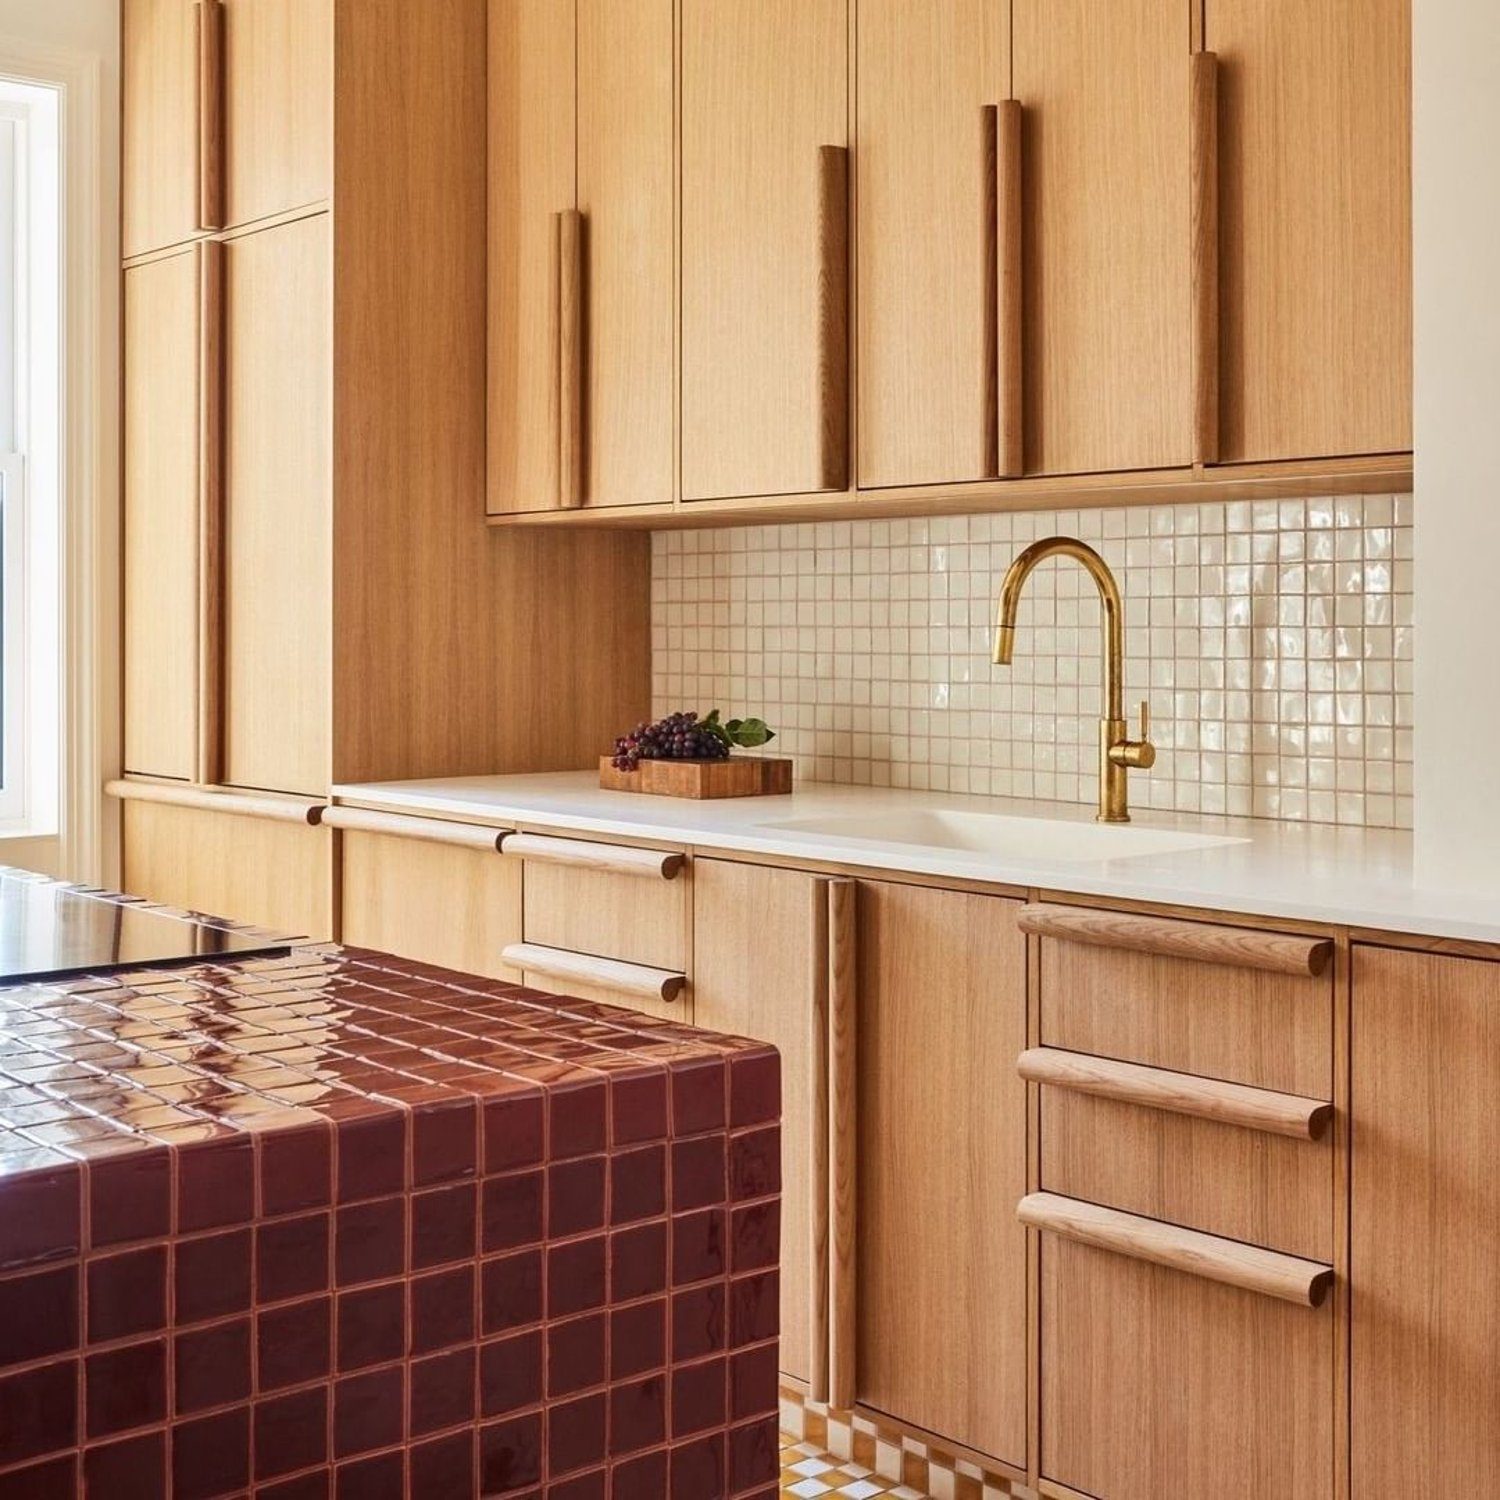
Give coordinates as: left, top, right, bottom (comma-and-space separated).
764, 809, 1248, 864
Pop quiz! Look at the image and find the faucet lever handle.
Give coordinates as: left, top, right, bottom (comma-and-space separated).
1138, 699, 1151, 743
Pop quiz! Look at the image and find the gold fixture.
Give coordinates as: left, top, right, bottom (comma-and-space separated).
992, 536, 1155, 823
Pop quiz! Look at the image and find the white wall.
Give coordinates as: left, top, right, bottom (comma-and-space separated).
1413, 0, 1500, 890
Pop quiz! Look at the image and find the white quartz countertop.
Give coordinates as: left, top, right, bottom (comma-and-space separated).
333, 771, 1500, 946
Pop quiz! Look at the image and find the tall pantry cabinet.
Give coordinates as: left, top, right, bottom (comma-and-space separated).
117, 0, 651, 937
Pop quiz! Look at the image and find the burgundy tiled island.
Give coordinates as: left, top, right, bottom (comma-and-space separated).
0, 909, 781, 1499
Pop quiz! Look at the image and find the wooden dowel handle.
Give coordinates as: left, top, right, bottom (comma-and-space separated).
808, 878, 832, 1403
1018, 1192, 1334, 1308
1018, 1047, 1333, 1140
502, 943, 685, 1005
195, 0, 225, 231
826, 878, 858, 1409
106, 778, 325, 827
1018, 902, 1333, 978
196, 240, 225, 788
555, 208, 584, 508
1191, 51, 1219, 465
817, 145, 850, 492
499, 831, 684, 880
321, 805, 508, 853
995, 100, 1024, 478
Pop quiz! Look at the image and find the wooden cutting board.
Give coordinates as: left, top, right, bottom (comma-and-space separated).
598, 755, 793, 799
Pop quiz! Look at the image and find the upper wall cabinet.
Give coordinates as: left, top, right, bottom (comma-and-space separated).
123, 0, 332, 259
1207, 0, 1411, 462
488, 0, 675, 515
681, 0, 850, 502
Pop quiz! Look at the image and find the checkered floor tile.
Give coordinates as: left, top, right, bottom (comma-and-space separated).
780, 1437, 931, 1498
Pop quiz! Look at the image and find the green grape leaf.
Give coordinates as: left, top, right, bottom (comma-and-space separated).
725, 717, 775, 747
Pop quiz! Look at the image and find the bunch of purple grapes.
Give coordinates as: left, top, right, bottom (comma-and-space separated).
612, 711, 732, 771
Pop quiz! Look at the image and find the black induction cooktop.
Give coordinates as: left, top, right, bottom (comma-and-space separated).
0, 871, 290, 985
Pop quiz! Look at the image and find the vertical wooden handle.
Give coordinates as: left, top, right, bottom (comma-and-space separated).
195, 0, 225, 231
808, 878, 832, 1403
817, 145, 850, 492
826, 877, 858, 1409
1191, 52, 1219, 466
196, 239, 225, 788
555, 208, 585, 508
996, 100, 1024, 478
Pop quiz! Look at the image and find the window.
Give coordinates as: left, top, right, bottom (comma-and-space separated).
0, 77, 60, 835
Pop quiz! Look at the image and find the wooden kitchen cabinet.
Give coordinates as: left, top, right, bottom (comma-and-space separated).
681, 0, 849, 501
1352, 945, 1500, 1495
1207, 0, 1411, 462
123, 248, 203, 782
855, 880, 1028, 1469
488, 0, 674, 513
123, 0, 199, 257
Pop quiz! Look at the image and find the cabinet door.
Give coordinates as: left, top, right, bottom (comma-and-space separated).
693, 859, 830, 1389
1014, 0, 1190, 475
681, 0, 848, 501
222, 214, 332, 796
123, 249, 201, 781
123, 0, 199, 257
856, 1, 1010, 488
223, 0, 332, 229
1208, 0, 1411, 463
1352, 946, 1500, 1495
856, 880, 1027, 1467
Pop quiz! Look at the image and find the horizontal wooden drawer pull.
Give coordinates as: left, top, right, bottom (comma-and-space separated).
500, 832, 684, 880
1019, 902, 1332, 978
106, 779, 324, 827
1018, 1047, 1332, 1140
502, 943, 686, 1005
321, 805, 507, 853
1018, 1191, 1333, 1308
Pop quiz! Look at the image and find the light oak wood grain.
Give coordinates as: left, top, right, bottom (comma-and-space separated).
1014, 0, 1190, 475
503, 833, 684, 881
505, 943, 686, 1008
1209, 0, 1411, 462
855, 0, 1010, 489
124, 0, 199, 257
523, 857, 687, 974
826, 877, 857, 1411
341, 829, 523, 982
320, 806, 507, 853
681, 0, 848, 500
1352, 946, 1500, 1496
856, 880, 1027, 1468
107, 777, 324, 826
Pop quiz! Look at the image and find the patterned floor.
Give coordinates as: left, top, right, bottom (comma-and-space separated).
780, 1437, 930, 1498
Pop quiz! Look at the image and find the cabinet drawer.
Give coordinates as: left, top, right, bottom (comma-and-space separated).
1026, 903, 1334, 1097
520, 837, 687, 972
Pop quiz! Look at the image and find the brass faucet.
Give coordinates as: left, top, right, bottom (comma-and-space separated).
992, 536, 1155, 823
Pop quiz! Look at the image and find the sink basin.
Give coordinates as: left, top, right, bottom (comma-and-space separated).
764, 809, 1247, 864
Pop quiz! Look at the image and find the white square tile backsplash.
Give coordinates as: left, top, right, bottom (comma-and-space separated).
651, 494, 1414, 829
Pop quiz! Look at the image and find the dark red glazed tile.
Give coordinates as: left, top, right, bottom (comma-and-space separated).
729, 1271, 779, 1348
412, 1097, 476, 1186
481, 1169, 543, 1253
335, 1112, 405, 1204
257, 1212, 330, 1303
730, 1200, 780, 1273
84, 1430, 165, 1499
409, 1265, 475, 1355
549, 1079, 606, 1161
609, 1221, 667, 1301
546, 1312, 604, 1398
480, 1248, 542, 1335
610, 1448, 667, 1500
0, 1358, 77, 1466
260, 1123, 332, 1216
176, 1228, 252, 1324
258, 1470, 330, 1500
610, 1069, 667, 1146
612, 1372, 668, 1453
729, 1126, 780, 1201
670, 1058, 725, 1138
729, 1342, 778, 1422
333, 1363, 404, 1458
547, 1236, 605, 1319
672, 1283, 726, 1362
729, 1050, 780, 1128
254, 1385, 328, 1480
671, 1135, 726, 1212
410, 1429, 476, 1500
729, 1415, 779, 1492
177, 1135, 255, 1232
334, 1197, 405, 1286
336, 1283, 405, 1372
409, 1346, 475, 1436
335, 1451, 403, 1500
547, 1390, 606, 1477
86, 1337, 166, 1437
547, 1471, 605, 1500
411, 1181, 477, 1269
87, 1245, 166, 1342
0, 1454, 77, 1500
484, 1088, 544, 1177
89, 1148, 170, 1248
257, 1296, 331, 1391
479, 1328, 541, 1417
670, 1433, 725, 1500
610, 1299, 665, 1381
610, 1144, 665, 1225
478, 1412, 541, 1493
175, 1318, 251, 1413
672, 1357, 725, 1437
172, 1407, 251, 1500
0, 1163, 80, 1269
0, 1262, 77, 1365
672, 1207, 726, 1286
548, 1156, 605, 1238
